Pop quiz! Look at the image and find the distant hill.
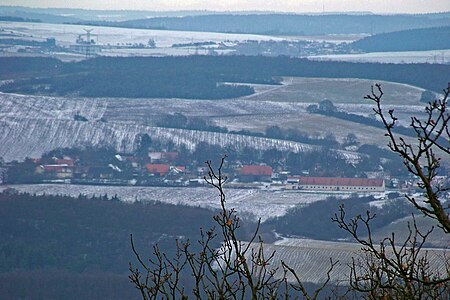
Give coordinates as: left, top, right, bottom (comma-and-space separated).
0, 15, 40, 22
1, 7, 449, 35
351, 26, 450, 52
0, 191, 219, 299
0, 6, 280, 22
1, 56, 449, 100
0, 191, 218, 274
0, 6, 81, 23
0, 6, 221, 22
113, 13, 450, 35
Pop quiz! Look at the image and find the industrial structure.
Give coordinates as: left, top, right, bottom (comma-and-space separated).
69, 29, 101, 57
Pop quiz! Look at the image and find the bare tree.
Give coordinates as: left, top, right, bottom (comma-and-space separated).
129, 85, 449, 299
332, 84, 450, 299
129, 157, 336, 299
365, 84, 449, 233
333, 207, 449, 299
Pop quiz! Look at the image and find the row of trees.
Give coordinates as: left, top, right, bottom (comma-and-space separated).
154, 111, 355, 150
307, 99, 417, 138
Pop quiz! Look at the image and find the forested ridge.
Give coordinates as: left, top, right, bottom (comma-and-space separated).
0, 56, 448, 99
0, 191, 220, 273
96, 14, 450, 35
265, 195, 414, 240
0, 191, 222, 298
351, 26, 450, 52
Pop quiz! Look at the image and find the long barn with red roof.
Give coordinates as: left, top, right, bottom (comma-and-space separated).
288, 176, 385, 192
240, 165, 273, 182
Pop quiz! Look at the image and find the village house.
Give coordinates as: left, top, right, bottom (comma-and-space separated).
239, 165, 273, 182
145, 164, 170, 176
148, 152, 178, 163
123, 156, 140, 168
36, 164, 73, 179
287, 176, 385, 192
54, 158, 75, 166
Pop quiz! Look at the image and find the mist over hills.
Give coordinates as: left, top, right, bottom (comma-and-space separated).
1, 6, 449, 36
97, 13, 450, 35
0, 6, 236, 22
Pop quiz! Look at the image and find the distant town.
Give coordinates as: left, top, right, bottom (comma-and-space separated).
0, 21, 354, 59
3, 143, 449, 198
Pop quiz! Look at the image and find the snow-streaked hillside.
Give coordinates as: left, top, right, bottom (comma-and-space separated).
249, 238, 449, 284
0, 92, 362, 161
0, 116, 329, 161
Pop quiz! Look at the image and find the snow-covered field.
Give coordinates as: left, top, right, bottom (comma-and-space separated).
0, 21, 364, 59
0, 112, 333, 161
0, 184, 348, 221
0, 76, 429, 161
246, 77, 425, 105
258, 237, 449, 283
0, 71, 432, 161
0, 21, 288, 53
0, 91, 370, 161
0, 75, 428, 161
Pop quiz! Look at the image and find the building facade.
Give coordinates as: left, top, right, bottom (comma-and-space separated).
288, 176, 385, 192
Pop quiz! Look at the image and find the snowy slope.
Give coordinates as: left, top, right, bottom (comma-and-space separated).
251, 238, 448, 283
0, 92, 362, 161
0, 184, 345, 221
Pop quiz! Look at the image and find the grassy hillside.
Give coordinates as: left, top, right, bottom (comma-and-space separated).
244, 77, 425, 104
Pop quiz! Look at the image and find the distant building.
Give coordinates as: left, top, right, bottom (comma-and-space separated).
55, 158, 74, 166
123, 156, 140, 168
36, 164, 73, 179
288, 176, 385, 192
92, 166, 116, 179
145, 164, 170, 176
170, 166, 186, 174
149, 152, 179, 162
240, 165, 273, 182
69, 44, 101, 55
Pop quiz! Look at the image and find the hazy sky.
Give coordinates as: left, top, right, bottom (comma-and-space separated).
3, 0, 450, 14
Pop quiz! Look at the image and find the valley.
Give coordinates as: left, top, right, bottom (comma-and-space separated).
0, 10, 449, 299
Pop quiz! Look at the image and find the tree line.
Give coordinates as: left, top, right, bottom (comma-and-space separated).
0, 55, 449, 99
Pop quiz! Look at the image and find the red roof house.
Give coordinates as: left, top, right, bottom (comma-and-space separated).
145, 164, 170, 176
55, 159, 74, 166
240, 165, 273, 182
36, 164, 73, 178
241, 165, 273, 176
